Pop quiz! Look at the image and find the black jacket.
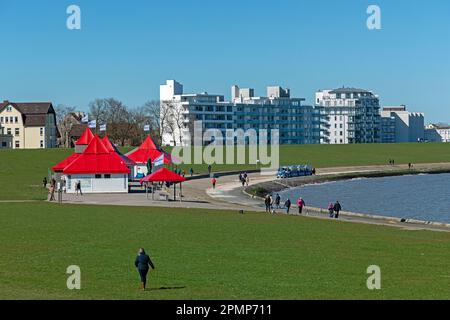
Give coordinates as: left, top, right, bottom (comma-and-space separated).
135, 253, 155, 270
334, 203, 342, 211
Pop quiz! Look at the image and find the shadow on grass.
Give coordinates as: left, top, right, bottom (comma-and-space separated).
147, 286, 186, 291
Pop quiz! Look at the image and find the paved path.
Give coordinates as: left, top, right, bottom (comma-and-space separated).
59, 163, 450, 232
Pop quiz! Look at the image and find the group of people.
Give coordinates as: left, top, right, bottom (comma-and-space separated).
264, 194, 305, 215
265, 193, 342, 218
327, 201, 342, 218
238, 172, 250, 187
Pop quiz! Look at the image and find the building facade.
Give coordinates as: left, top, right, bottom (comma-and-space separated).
0, 122, 13, 148
315, 88, 381, 144
380, 106, 424, 143
0, 101, 58, 149
160, 80, 321, 146
425, 124, 450, 142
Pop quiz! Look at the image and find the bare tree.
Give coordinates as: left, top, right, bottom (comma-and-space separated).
88, 99, 109, 133
143, 100, 163, 141
55, 104, 76, 148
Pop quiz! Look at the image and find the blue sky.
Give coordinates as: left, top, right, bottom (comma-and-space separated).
0, 0, 449, 122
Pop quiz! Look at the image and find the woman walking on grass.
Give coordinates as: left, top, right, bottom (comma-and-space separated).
135, 248, 155, 291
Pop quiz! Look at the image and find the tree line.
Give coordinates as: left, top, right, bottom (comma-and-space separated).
56, 99, 162, 147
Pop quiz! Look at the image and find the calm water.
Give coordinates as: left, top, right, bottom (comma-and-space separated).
278, 173, 450, 223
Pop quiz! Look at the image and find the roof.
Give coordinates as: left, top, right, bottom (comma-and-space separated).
102, 136, 137, 166
70, 124, 88, 138
75, 128, 94, 145
140, 168, 186, 183
63, 136, 130, 174
329, 87, 370, 94
126, 136, 162, 164
52, 153, 81, 172
0, 101, 55, 126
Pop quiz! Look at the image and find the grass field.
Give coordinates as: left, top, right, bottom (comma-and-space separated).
1, 142, 450, 201
2, 202, 450, 300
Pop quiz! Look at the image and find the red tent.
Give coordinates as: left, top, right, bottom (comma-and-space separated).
139, 168, 186, 183
126, 136, 162, 164
139, 168, 186, 201
52, 153, 80, 172
64, 136, 130, 174
75, 127, 94, 145
102, 135, 137, 167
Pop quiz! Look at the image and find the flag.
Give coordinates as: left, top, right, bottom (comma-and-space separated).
88, 120, 97, 129
81, 114, 89, 123
144, 124, 150, 132
153, 154, 164, 167
99, 124, 107, 132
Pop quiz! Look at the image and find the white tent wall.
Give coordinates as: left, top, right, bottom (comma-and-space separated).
67, 174, 129, 193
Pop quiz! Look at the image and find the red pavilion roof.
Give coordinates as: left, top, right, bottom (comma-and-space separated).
126, 136, 162, 164
64, 136, 130, 174
75, 128, 95, 145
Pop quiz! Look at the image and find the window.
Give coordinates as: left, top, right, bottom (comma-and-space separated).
40, 140, 44, 148
95, 174, 102, 179
15, 128, 19, 136
15, 141, 20, 148
40, 128, 44, 136
104, 174, 111, 179
10, 117, 13, 123
6, 106, 12, 112
5, 117, 8, 123
7, 128, 11, 135
14, 117, 18, 123
1, 142, 6, 147
0, 117, 3, 123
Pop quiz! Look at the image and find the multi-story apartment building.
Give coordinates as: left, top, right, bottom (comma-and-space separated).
0, 100, 58, 149
425, 124, 450, 142
315, 88, 381, 144
160, 80, 321, 146
380, 106, 424, 143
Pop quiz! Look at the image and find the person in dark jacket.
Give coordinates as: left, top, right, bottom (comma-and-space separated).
333, 201, 342, 219
134, 248, 155, 291
284, 198, 292, 214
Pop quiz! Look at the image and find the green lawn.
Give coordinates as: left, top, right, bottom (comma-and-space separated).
1, 143, 450, 201
1, 202, 450, 299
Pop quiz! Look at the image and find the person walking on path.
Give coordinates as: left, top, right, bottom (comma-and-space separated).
264, 195, 272, 213
328, 202, 334, 218
208, 164, 212, 176
297, 197, 305, 215
284, 198, 292, 214
211, 177, 217, 189
76, 180, 83, 196
333, 201, 342, 219
42, 177, 47, 188
48, 184, 55, 201
134, 248, 155, 291
245, 176, 250, 187
189, 168, 194, 177
274, 194, 281, 209
238, 173, 243, 185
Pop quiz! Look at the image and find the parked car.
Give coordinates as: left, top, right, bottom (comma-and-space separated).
276, 165, 313, 178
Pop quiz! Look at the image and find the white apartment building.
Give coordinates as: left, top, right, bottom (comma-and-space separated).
380, 105, 424, 143
425, 124, 450, 142
315, 88, 381, 144
160, 80, 321, 146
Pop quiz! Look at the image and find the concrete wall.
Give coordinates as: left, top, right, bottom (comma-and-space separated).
66, 174, 129, 194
